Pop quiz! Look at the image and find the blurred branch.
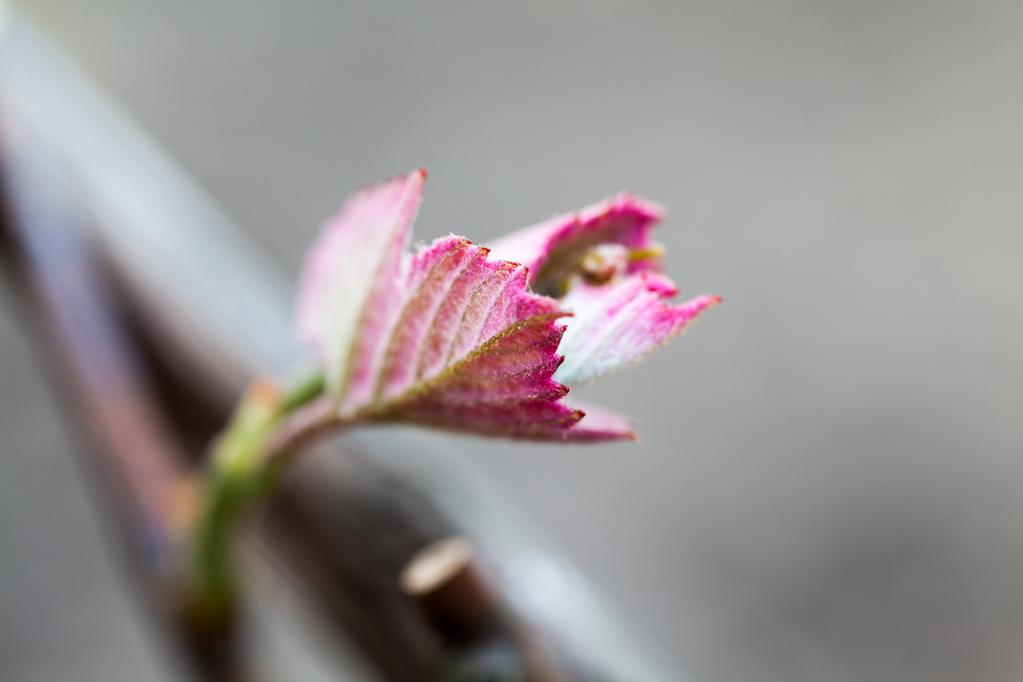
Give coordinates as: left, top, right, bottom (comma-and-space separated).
0, 146, 246, 681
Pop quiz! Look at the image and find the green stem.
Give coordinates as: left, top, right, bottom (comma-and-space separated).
280, 372, 328, 414
190, 373, 325, 620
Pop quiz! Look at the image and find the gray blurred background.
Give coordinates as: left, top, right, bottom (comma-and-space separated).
2, 1, 1022, 680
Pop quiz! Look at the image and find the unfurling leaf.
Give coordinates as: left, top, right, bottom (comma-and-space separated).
555, 275, 720, 385
297, 169, 718, 441
490, 192, 720, 386
298, 170, 635, 440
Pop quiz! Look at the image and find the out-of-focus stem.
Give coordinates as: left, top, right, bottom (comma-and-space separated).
190, 374, 325, 621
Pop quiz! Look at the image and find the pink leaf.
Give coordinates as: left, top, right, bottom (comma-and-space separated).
554, 273, 721, 385
488, 192, 665, 296
493, 191, 720, 385
559, 402, 637, 442
297, 169, 426, 406
297, 171, 634, 441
